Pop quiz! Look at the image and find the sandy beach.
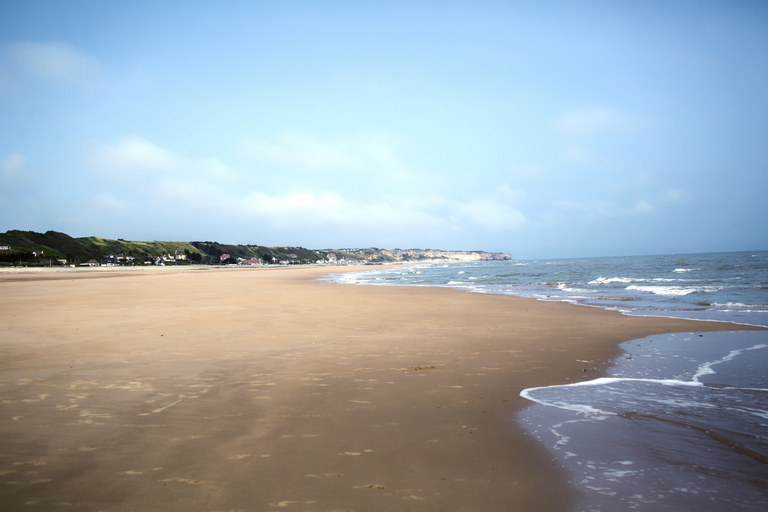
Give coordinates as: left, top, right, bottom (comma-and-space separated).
0, 265, 762, 512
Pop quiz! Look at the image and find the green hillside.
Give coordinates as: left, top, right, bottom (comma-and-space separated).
0, 230, 101, 264
0, 230, 335, 266
79, 237, 207, 263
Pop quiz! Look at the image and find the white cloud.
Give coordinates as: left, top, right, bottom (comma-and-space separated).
453, 185, 527, 231
631, 200, 654, 214
242, 133, 355, 170
236, 190, 444, 234
241, 190, 345, 219
200, 157, 237, 180
86, 135, 178, 173
81, 136, 531, 246
661, 188, 691, 203
240, 132, 401, 172
3, 41, 100, 84
554, 108, 644, 137
1, 153, 27, 177
85, 136, 245, 220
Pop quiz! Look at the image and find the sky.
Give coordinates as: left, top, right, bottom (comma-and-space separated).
1, 0, 767, 259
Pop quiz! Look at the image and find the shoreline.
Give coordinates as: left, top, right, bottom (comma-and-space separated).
518, 329, 768, 510
1, 265, 763, 511
324, 260, 768, 329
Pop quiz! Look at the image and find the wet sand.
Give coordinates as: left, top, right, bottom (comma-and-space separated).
0, 265, 762, 511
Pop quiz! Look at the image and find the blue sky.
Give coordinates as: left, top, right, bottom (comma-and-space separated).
1, 0, 766, 258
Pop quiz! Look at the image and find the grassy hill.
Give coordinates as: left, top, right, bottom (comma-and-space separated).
0, 230, 101, 264
0, 230, 335, 266
80, 237, 206, 263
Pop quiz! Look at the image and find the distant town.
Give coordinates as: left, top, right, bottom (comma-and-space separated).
0, 230, 511, 268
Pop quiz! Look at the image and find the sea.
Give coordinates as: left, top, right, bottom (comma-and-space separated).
326, 251, 768, 511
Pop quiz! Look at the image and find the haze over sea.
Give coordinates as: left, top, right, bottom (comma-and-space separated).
330, 251, 768, 511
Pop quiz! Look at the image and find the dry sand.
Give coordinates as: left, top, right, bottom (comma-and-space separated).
0, 265, 763, 511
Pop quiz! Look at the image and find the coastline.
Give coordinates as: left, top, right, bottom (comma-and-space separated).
0, 265, 762, 511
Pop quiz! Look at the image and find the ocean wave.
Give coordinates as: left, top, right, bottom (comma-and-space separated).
626, 284, 722, 296
520, 377, 701, 414
556, 283, 595, 293
591, 276, 683, 285
589, 276, 637, 284
324, 252, 768, 327
540, 281, 593, 293
693, 343, 768, 385
701, 302, 768, 309
519, 331, 768, 511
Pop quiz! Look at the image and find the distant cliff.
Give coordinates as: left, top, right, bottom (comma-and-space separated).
322, 248, 511, 262
378, 249, 511, 261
